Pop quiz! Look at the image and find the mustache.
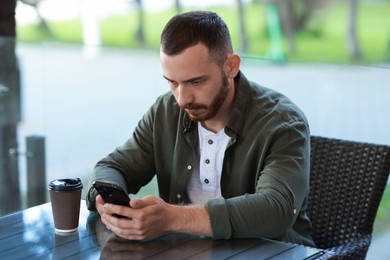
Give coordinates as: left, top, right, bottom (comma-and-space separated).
181, 103, 207, 110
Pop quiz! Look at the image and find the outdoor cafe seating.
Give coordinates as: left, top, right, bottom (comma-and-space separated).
307, 136, 390, 259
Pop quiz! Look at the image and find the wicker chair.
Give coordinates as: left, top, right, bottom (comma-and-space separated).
307, 136, 390, 259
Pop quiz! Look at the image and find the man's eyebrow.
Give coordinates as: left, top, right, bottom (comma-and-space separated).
163, 75, 178, 81
183, 76, 207, 83
163, 75, 208, 83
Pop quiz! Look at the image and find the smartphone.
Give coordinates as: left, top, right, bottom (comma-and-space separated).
92, 181, 131, 207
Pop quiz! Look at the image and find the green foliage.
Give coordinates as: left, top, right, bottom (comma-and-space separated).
17, 19, 83, 43
100, 14, 136, 47
50, 20, 83, 43
16, 1, 390, 64
17, 24, 50, 43
373, 184, 390, 236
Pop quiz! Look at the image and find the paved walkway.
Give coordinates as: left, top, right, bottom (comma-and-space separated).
15, 43, 390, 258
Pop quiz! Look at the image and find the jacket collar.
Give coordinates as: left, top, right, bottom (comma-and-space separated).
225, 71, 250, 137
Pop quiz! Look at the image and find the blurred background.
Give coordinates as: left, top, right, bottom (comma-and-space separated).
0, 0, 389, 257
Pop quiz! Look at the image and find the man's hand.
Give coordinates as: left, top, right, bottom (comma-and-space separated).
95, 195, 212, 241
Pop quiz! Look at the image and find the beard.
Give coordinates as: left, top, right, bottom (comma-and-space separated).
183, 72, 230, 122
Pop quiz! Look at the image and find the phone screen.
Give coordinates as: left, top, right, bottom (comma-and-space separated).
93, 181, 130, 207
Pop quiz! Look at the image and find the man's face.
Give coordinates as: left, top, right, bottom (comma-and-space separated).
160, 44, 231, 122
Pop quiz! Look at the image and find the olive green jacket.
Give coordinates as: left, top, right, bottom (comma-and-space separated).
86, 71, 314, 247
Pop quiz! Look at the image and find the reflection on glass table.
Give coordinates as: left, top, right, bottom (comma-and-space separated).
0, 201, 334, 259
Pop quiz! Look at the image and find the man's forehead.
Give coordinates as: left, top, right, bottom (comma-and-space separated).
160, 43, 212, 60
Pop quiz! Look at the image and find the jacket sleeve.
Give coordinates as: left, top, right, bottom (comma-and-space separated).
205, 121, 310, 242
86, 101, 158, 210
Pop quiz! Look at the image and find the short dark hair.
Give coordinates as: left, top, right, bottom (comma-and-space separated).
160, 11, 233, 67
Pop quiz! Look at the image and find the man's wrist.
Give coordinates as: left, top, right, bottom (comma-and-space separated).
167, 204, 212, 237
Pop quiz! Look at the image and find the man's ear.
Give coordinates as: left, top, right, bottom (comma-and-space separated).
225, 53, 241, 78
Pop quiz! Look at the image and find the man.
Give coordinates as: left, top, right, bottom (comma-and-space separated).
86, 10, 314, 247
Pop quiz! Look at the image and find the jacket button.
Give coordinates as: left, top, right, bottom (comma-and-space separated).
177, 194, 182, 199
187, 165, 192, 170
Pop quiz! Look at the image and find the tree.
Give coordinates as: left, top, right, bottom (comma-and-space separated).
347, 0, 361, 61
135, 0, 145, 45
272, 0, 295, 53
20, 0, 52, 35
267, 0, 330, 54
174, 0, 182, 14
290, 0, 327, 31
236, 0, 248, 53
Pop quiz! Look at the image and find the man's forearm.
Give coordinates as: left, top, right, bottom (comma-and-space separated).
167, 204, 212, 237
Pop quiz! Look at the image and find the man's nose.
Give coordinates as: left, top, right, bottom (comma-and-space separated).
176, 85, 192, 108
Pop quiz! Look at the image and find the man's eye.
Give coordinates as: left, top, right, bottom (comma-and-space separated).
167, 80, 179, 88
191, 80, 202, 85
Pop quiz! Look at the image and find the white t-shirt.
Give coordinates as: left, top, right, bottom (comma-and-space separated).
187, 123, 231, 204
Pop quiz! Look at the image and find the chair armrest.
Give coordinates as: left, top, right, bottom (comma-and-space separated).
325, 234, 372, 260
